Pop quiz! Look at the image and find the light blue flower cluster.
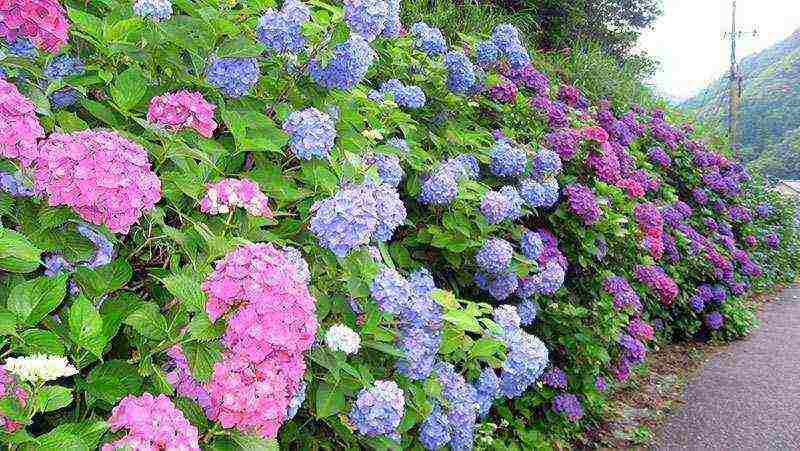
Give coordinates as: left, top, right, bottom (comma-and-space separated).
344, 0, 390, 41
206, 57, 259, 98
378, 79, 426, 109
519, 177, 559, 208
419, 403, 451, 450
498, 320, 549, 397
370, 267, 412, 315
256, 0, 310, 54
133, 0, 173, 22
365, 153, 404, 187
442, 154, 480, 180
0, 172, 33, 197
382, 0, 401, 38
443, 51, 477, 95
473, 366, 501, 417
349, 380, 405, 439
309, 35, 375, 90
386, 137, 410, 154
475, 238, 513, 274
520, 229, 543, 260
517, 299, 538, 326
282, 107, 336, 160
77, 224, 114, 268
43, 255, 72, 277
490, 23, 530, 69
489, 139, 527, 178
493, 304, 521, 334
310, 183, 406, 257
475, 40, 500, 67
44, 54, 85, 109
532, 149, 562, 179
419, 170, 458, 205
396, 325, 441, 379
480, 186, 523, 224
282, 246, 311, 283
4, 38, 36, 58
432, 361, 480, 450
409, 22, 447, 56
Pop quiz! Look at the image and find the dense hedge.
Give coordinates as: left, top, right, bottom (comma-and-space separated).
0, 0, 796, 450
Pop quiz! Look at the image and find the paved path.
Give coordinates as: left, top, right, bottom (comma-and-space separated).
654, 285, 800, 451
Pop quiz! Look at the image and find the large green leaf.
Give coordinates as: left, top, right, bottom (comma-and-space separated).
182, 340, 222, 382
68, 296, 106, 357
110, 66, 148, 111
7, 275, 67, 326
34, 386, 73, 413
123, 302, 169, 341
0, 228, 41, 273
86, 360, 143, 404
162, 270, 207, 312
315, 381, 346, 418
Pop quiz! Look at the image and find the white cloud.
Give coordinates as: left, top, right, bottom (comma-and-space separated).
638, 0, 800, 100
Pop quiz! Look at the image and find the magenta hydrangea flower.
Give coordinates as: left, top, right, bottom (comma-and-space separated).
147, 90, 218, 138
34, 130, 162, 234
626, 317, 654, 341
633, 265, 678, 305
201, 244, 317, 438
102, 393, 200, 450
0, 0, 70, 53
0, 79, 45, 167
199, 178, 274, 218
0, 367, 27, 432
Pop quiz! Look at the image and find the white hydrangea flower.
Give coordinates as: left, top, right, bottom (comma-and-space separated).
325, 324, 361, 355
4, 355, 78, 383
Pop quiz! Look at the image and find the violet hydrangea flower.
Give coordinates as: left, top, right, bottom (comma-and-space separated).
206, 57, 259, 98
564, 183, 601, 225
552, 393, 583, 422
282, 107, 336, 160
349, 380, 405, 438
309, 35, 375, 90
256, 0, 310, 54
476, 238, 513, 274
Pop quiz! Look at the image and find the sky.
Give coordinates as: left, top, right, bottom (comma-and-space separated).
638, 0, 800, 101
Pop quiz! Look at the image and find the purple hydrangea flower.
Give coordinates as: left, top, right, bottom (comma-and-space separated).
532, 149, 562, 179
349, 380, 405, 438
309, 35, 375, 90
705, 312, 724, 330
282, 107, 336, 160
603, 275, 641, 311
489, 140, 527, 178
256, 0, 310, 54
370, 267, 412, 316
692, 188, 709, 205
499, 186, 523, 220
409, 22, 447, 56
517, 299, 538, 325
564, 183, 601, 225
552, 393, 583, 421
542, 367, 567, 389
756, 203, 773, 218
647, 146, 671, 168
77, 224, 114, 269
365, 153, 404, 187
473, 367, 501, 417
419, 170, 459, 205
595, 376, 607, 392
206, 57, 259, 98
476, 238, 513, 274
488, 272, 519, 300
480, 190, 511, 224
764, 233, 780, 248
435, 362, 479, 450
493, 304, 521, 334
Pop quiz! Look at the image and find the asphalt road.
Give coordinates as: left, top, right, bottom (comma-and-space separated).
654, 286, 800, 451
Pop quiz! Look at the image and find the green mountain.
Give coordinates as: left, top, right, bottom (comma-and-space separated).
683, 29, 800, 179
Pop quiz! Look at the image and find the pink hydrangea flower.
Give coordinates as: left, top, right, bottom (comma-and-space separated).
0, 0, 70, 53
578, 126, 608, 143
102, 393, 200, 451
147, 91, 218, 138
34, 130, 162, 234
0, 79, 44, 167
201, 244, 317, 438
0, 367, 28, 432
199, 178, 274, 218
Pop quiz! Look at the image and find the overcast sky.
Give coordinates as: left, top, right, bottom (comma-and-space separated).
638, 0, 800, 100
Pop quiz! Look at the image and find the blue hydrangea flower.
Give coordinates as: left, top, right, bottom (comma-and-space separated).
282, 246, 310, 283
286, 381, 307, 420
396, 325, 440, 380
480, 190, 510, 225
493, 304, 521, 334
387, 137, 410, 154
77, 224, 114, 269
381, 0, 401, 38
473, 367, 501, 417
442, 154, 480, 179
519, 178, 559, 208
538, 261, 565, 295
0, 172, 33, 197
488, 272, 519, 301
349, 380, 405, 438
409, 22, 447, 56
515, 276, 538, 300
542, 367, 567, 389
517, 299, 538, 325
475, 40, 499, 67
532, 149, 562, 179
499, 331, 549, 398
371, 182, 407, 242
371, 267, 412, 315
206, 57, 259, 98
419, 170, 458, 205
499, 185, 523, 220
43, 254, 72, 277
409, 268, 436, 298
443, 51, 477, 95
133, 0, 173, 21
0, 67, 5, 79
520, 229, 543, 260
309, 35, 375, 90
256, 0, 310, 54
419, 403, 451, 450
49, 89, 79, 109
504, 43, 531, 69
489, 140, 527, 178
476, 238, 513, 274
282, 107, 336, 160
344, 0, 390, 42
4, 38, 36, 58
435, 362, 479, 451
379, 79, 426, 108
310, 185, 378, 256
490, 23, 522, 48
44, 55, 85, 79
365, 153, 404, 187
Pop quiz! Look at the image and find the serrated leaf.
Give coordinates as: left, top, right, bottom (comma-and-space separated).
182, 340, 222, 382
0, 228, 42, 273
188, 312, 224, 341
123, 302, 168, 341
110, 66, 148, 111
0, 309, 17, 336
0, 396, 27, 422
68, 296, 106, 357
35, 386, 73, 412
8, 274, 67, 326
99, 292, 141, 341
162, 271, 206, 312
73, 259, 132, 299
35, 421, 107, 450
17, 329, 65, 355
86, 360, 143, 404
217, 37, 267, 58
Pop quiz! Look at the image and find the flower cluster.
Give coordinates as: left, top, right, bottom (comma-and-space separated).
344, 0, 392, 41
443, 51, 478, 95
147, 90, 217, 138
552, 393, 583, 422
43, 54, 84, 108
102, 393, 199, 450
375, 79, 426, 108
633, 265, 678, 305
542, 367, 567, 389
310, 182, 406, 256
647, 146, 671, 168
364, 153, 404, 187
0, 368, 27, 432
427, 361, 479, 449
563, 183, 601, 225
489, 23, 530, 69
133, 0, 173, 22
419, 154, 479, 206
309, 35, 375, 90
201, 244, 317, 438
77, 224, 114, 268
0, 0, 69, 53
480, 186, 522, 224
34, 130, 162, 234
501, 63, 550, 95
532, 149, 562, 179
325, 323, 361, 355
705, 311, 725, 330
4, 354, 77, 382
0, 171, 33, 197
206, 57, 259, 98
488, 76, 518, 103
409, 22, 446, 56
199, 178, 274, 218
489, 139, 527, 178
603, 275, 642, 311
282, 107, 337, 160
497, 313, 549, 398
256, 0, 310, 54
349, 380, 405, 439
519, 177, 559, 208
635, 203, 664, 260
475, 238, 513, 275
0, 79, 44, 167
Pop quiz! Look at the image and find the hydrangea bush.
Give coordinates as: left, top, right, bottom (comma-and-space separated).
0, 0, 796, 449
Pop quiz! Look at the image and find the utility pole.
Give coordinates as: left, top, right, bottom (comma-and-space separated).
723, 0, 757, 153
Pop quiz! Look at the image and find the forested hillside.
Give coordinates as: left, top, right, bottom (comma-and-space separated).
683, 29, 800, 179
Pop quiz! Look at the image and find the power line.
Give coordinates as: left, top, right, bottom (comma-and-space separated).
723, 0, 758, 154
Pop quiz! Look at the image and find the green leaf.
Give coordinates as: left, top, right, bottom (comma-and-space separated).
33, 430, 85, 451
17, 329, 65, 355
174, 397, 208, 432
188, 312, 224, 342
0, 396, 27, 422
73, 259, 132, 299
217, 37, 267, 58
230, 431, 280, 450
362, 340, 406, 358
315, 381, 346, 418
68, 296, 106, 357
34, 421, 107, 450
67, 7, 104, 42
123, 302, 169, 341
469, 338, 503, 358
162, 271, 207, 312
443, 310, 482, 333
86, 360, 143, 404
0, 228, 41, 273
110, 66, 148, 111
0, 309, 17, 336
182, 340, 222, 382
100, 292, 142, 341
35, 386, 73, 412
8, 275, 67, 326
79, 99, 123, 127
